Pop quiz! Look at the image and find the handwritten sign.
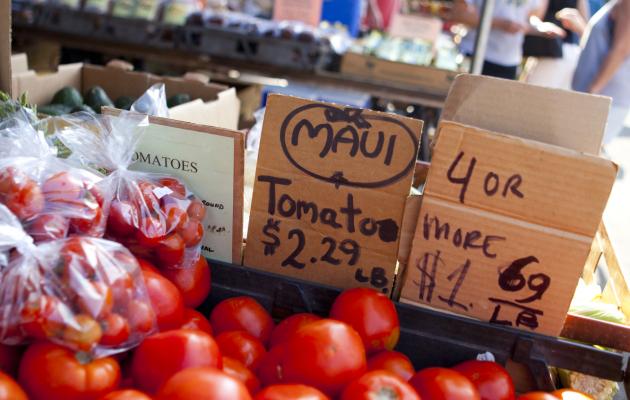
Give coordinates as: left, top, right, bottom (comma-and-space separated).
103, 108, 244, 263
244, 95, 422, 292
401, 122, 617, 336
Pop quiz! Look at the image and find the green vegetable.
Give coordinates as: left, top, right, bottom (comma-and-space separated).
71, 104, 96, 114
558, 369, 618, 400
84, 86, 114, 113
0, 91, 37, 122
114, 96, 136, 111
167, 93, 191, 108
38, 104, 73, 116
51, 87, 83, 108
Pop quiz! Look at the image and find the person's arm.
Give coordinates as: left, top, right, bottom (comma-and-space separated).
449, 0, 527, 32
590, 0, 630, 92
555, 7, 588, 36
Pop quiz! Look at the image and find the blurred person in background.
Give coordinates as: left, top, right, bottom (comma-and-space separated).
524, 0, 589, 89
572, 0, 630, 146
450, 0, 565, 80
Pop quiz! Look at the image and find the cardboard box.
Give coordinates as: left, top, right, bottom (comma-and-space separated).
0, 0, 10, 94
341, 52, 457, 97
400, 75, 617, 337
11, 62, 241, 130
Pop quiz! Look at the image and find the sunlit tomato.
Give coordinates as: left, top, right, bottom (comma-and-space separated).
256, 344, 287, 387
254, 384, 329, 400
329, 288, 399, 354
210, 297, 274, 345
76, 281, 114, 318
516, 393, 559, 400
142, 269, 184, 331
100, 313, 131, 346
156, 233, 185, 268
70, 205, 104, 237
41, 171, 83, 207
100, 389, 152, 400
156, 367, 251, 400
340, 370, 420, 400
269, 313, 320, 348
0, 371, 27, 400
178, 219, 203, 247
216, 330, 266, 370
161, 255, 211, 308
131, 329, 221, 394
164, 204, 188, 232
552, 389, 594, 399
137, 258, 160, 274
25, 214, 69, 243
223, 356, 261, 395
18, 342, 120, 400
180, 308, 213, 335
134, 215, 167, 249
187, 199, 206, 221
108, 200, 138, 237
62, 314, 103, 352
0, 344, 22, 376
410, 368, 481, 400
20, 295, 66, 340
282, 319, 367, 396
453, 361, 515, 400
158, 178, 186, 198
3, 179, 44, 221
367, 351, 415, 381
127, 300, 156, 335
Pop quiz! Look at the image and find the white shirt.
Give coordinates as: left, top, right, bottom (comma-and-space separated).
461, 0, 541, 66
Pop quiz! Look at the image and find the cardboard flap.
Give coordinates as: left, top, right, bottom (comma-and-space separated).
13, 63, 84, 105
82, 64, 150, 99
11, 53, 28, 75
0, 0, 10, 95
151, 74, 228, 102
441, 75, 611, 155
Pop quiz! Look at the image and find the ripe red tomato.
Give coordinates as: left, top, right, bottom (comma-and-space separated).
409, 367, 480, 400
142, 269, 184, 331
164, 204, 188, 232
516, 393, 560, 400
340, 370, 420, 400
254, 384, 329, 400
76, 281, 114, 318
137, 258, 160, 274
210, 296, 274, 345
100, 313, 131, 346
0, 167, 44, 220
62, 314, 103, 352
216, 330, 266, 370
0, 371, 27, 400
178, 219, 204, 247
223, 356, 261, 395
127, 300, 156, 334
256, 344, 286, 387
18, 342, 120, 400
282, 319, 367, 396
108, 200, 138, 237
20, 294, 66, 340
100, 389, 152, 400
0, 344, 22, 376
156, 367, 252, 400
269, 313, 320, 348
551, 389, 594, 399
187, 199, 206, 221
180, 308, 213, 335
158, 178, 186, 198
131, 329, 221, 394
161, 255, 211, 308
329, 288, 399, 354
367, 351, 415, 381
453, 360, 515, 400
156, 233, 185, 268
25, 214, 69, 243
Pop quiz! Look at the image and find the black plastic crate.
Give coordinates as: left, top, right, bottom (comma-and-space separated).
37, 6, 105, 37
202, 260, 630, 393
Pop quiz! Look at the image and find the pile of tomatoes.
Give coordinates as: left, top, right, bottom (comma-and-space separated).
0, 285, 595, 400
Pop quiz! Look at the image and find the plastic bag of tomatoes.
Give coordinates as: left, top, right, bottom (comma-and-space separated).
0, 204, 157, 357
54, 111, 207, 271
0, 115, 106, 243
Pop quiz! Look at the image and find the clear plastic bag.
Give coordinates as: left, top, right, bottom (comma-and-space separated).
131, 83, 170, 118
55, 111, 206, 270
0, 114, 107, 242
0, 204, 157, 357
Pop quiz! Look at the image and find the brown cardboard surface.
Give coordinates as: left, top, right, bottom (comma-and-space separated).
12, 63, 84, 105
341, 53, 457, 96
11, 53, 28, 75
0, 0, 11, 94
401, 121, 617, 336
441, 74, 611, 155
244, 94, 422, 293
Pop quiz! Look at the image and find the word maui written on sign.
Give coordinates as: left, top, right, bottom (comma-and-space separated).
245, 95, 422, 293
401, 122, 616, 336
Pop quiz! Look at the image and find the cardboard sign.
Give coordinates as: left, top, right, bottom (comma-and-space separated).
244, 94, 422, 293
103, 109, 244, 263
400, 76, 616, 336
388, 13, 443, 42
273, 0, 323, 27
